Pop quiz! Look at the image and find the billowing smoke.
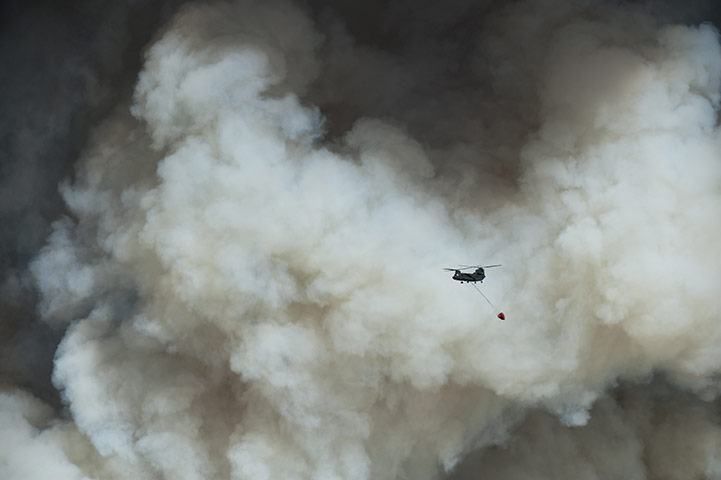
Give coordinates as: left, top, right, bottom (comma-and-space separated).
0, 0, 190, 405
3, 0, 721, 478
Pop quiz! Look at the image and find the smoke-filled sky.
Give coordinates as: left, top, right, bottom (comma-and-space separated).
2, 0, 721, 479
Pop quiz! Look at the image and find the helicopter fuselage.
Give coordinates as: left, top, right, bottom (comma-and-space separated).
452, 268, 485, 283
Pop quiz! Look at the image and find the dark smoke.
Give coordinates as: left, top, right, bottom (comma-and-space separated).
0, 0, 191, 406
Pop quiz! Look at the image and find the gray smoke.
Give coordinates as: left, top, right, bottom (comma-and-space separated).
2, 0, 721, 479
0, 0, 191, 406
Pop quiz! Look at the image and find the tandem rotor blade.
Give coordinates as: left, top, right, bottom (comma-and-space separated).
456, 264, 502, 270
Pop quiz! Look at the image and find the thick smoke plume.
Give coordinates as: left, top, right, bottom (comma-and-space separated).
3, 0, 721, 479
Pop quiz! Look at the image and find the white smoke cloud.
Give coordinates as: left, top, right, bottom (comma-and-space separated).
4, 0, 721, 478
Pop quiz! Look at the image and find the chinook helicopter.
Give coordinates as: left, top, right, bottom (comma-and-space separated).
444, 264, 505, 320
443, 264, 501, 284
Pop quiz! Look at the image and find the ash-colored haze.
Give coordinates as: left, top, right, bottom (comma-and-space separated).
3, 0, 721, 479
